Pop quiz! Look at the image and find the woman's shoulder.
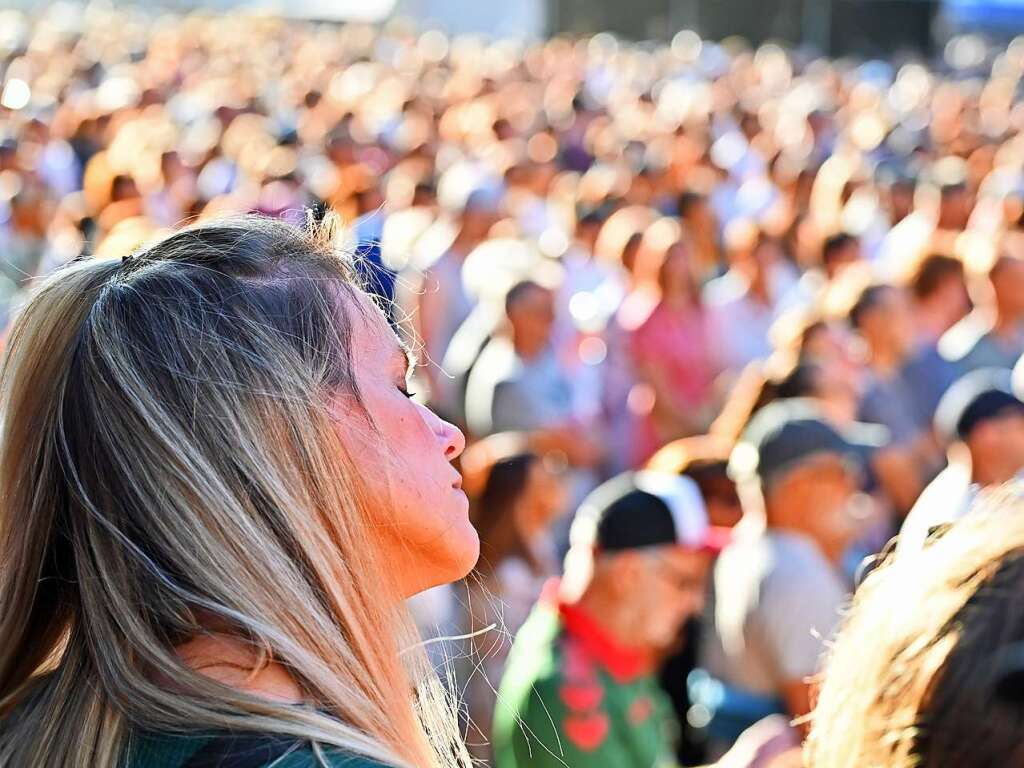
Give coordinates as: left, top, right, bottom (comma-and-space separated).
124, 730, 394, 768
278, 746, 393, 767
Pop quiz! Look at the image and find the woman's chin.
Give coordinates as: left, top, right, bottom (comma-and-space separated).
446, 491, 478, 572
447, 522, 481, 580
402, 526, 480, 598
439, 523, 480, 584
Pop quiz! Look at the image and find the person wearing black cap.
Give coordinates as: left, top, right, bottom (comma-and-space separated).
697, 399, 881, 755
897, 368, 1024, 557
491, 471, 727, 768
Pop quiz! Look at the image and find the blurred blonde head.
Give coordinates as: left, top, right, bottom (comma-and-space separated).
806, 485, 1024, 768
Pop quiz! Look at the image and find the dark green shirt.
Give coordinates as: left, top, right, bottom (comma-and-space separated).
492, 583, 677, 768
123, 730, 393, 767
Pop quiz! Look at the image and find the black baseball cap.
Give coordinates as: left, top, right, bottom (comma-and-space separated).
935, 368, 1024, 443
569, 471, 729, 554
729, 398, 889, 487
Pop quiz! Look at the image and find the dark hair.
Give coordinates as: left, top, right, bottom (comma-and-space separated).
470, 453, 541, 578
621, 232, 644, 274
849, 283, 892, 331
110, 174, 138, 202
677, 190, 705, 218
503, 279, 545, 317
822, 232, 857, 269
774, 362, 822, 400
413, 181, 436, 199
797, 318, 829, 358
911, 254, 964, 301
685, 460, 739, 510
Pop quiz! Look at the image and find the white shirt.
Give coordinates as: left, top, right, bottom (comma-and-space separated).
896, 460, 976, 559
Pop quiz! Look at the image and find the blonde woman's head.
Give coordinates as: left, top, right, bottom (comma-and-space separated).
0, 215, 476, 768
806, 485, 1024, 768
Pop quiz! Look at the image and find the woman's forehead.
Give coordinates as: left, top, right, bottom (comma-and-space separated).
342, 289, 409, 371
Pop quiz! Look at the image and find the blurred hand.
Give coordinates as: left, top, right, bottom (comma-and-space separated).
714, 715, 801, 768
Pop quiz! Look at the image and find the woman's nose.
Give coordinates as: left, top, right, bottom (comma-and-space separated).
441, 419, 466, 461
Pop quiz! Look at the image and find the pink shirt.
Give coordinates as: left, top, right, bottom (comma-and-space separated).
629, 301, 719, 460
632, 302, 718, 404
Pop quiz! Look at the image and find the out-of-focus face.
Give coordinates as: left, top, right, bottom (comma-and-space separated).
750, 237, 783, 284
701, 477, 743, 529
992, 256, 1024, 317
932, 274, 971, 332
768, 452, 861, 562
826, 239, 862, 278
517, 459, 569, 536
333, 292, 478, 598
461, 207, 500, 242
684, 198, 714, 233
940, 187, 973, 231
508, 285, 556, 351
661, 242, 694, 296
877, 286, 917, 358
624, 546, 712, 651
971, 410, 1024, 485
995, 412, 1024, 473
804, 322, 866, 397
889, 183, 915, 222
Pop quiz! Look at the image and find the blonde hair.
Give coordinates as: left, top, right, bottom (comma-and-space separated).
806, 485, 1024, 768
0, 216, 469, 768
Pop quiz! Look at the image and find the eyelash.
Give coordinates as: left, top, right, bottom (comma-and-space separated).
398, 386, 416, 399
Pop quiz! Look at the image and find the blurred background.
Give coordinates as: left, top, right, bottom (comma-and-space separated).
4, 0, 1024, 54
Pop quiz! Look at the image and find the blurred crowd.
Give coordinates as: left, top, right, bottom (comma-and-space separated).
6, 4, 1024, 766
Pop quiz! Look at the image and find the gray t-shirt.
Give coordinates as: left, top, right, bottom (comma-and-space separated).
858, 370, 922, 447
464, 338, 575, 437
703, 528, 847, 697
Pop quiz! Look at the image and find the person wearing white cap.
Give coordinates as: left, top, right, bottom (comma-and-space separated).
492, 471, 726, 768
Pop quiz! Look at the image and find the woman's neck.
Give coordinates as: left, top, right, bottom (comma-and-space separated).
175, 633, 305, 704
